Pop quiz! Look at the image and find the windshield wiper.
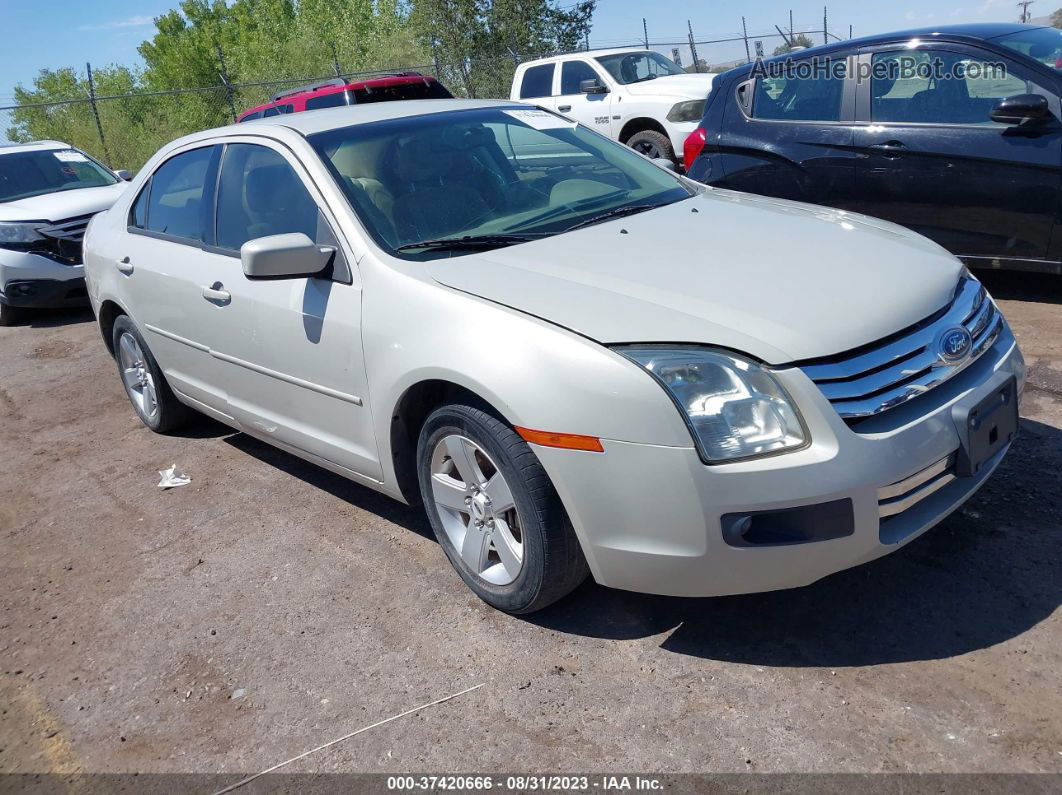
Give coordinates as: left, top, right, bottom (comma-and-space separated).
562, 203, 664, 233
394, 234, 537, 253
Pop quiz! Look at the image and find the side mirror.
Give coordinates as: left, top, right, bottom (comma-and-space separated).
115, 169, 132, 181
652, 157, 677, 172
241, 232, 334, 280
990, 93, 1051, 126
580, 78, 609, 95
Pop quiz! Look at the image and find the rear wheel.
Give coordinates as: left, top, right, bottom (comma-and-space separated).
627, 129, 676, 164
111, 315, 191, 433
417, 402, 588, 613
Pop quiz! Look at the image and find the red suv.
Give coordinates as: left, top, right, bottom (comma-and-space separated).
237, 73, 453, 122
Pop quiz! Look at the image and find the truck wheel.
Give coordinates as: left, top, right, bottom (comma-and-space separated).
112, 315, 192, 433
0, 302, 26, 327
627, 130, 676, 164
417, 402, 589, 614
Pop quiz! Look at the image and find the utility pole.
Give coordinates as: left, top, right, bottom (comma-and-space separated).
642, 18, 649, 49
789, 9, 794, 41
823, 6, 828, 44
741, 16, 751, 63
1017, 0, 1035, 22
687, 20, 701, 73
215, 42, 237, 123
84, 62, 111, 166
330, 41, 342, 76
585, 30, 590, 51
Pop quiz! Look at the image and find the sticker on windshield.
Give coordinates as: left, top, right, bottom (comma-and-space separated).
503, 109, 577, 130
54, 151, 89, 163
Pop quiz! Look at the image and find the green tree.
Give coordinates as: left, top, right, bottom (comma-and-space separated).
1052, 8, 1062, 28
773, 33, 814, 56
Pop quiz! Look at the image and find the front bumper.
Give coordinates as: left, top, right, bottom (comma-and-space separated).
0, 250, 87, 309
531, 325, 1025, 598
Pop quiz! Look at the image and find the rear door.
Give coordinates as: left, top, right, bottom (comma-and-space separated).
121, 144, 232, 414
716, 52, 859, 207
208, 140, 380, 480
850, 43, 1062, 263
554, 59, 614, 136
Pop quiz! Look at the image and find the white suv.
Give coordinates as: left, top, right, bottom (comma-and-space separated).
84, 100, 1024, 613
510, 49, 714, 166
0, 140, 129, 325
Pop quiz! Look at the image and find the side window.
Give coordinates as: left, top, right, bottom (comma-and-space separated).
520, 64, 555, 99
276, 103, 294, 114
752, 59, 847, 121
144, 147, 214, 241
871, 49, 1041, 125
129, 182, 149, 228
305, 92, 348, 111
239, 111, 263, 122
215, 144, 320, 251
560, 61, 600, 95
262, 106, 280, 117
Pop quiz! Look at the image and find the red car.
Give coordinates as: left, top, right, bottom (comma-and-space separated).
237, 73, 453, 122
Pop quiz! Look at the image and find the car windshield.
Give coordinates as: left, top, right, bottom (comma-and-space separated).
992, 26, 1062, 71
0, 148, 117, 202
309, 106, 692, 259
595, 51, 685, 84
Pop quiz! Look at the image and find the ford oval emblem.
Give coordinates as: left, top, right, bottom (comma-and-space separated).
938, 327, 973, 364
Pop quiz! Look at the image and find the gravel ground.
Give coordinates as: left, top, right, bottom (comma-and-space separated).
0, 270, 1059, 777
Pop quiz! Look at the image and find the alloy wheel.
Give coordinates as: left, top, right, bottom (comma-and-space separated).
117, 332, 159, 420
429, 434, 524, 585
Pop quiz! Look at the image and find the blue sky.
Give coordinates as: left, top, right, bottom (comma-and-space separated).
0, 0, 1033, 136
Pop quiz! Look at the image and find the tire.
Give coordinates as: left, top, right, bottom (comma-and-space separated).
626, 129, 676, 164
111, 315, 192, 433
0, 302, 26, 327
417, 402, 589, 614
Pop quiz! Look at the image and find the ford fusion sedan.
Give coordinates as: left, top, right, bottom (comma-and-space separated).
83, 99, 1024, 613
1, 140, 130, 325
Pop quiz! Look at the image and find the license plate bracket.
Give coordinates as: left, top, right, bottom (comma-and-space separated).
952, 374, 1018, 478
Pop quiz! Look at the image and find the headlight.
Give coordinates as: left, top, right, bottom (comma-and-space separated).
0, 222, 46, 246
617, 346, 808, 463
666, 99, 706, 123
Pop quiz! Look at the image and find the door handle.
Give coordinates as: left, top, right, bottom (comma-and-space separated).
116, 256, 134, 275
201, 282, 231, 304
558, 104, 572, 112
868, 140, 907, 158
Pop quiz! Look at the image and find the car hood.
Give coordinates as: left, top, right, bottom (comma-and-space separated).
427, 189, 964, 364
622, 73, 715, 99
0, 182, 128, 223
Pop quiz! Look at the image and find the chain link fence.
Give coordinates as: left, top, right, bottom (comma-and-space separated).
2, 29, 833, 173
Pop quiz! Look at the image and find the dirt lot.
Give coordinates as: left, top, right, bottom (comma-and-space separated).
1, 271, 1060, 779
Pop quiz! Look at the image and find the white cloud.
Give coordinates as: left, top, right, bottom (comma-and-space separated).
77, 15, 153, 32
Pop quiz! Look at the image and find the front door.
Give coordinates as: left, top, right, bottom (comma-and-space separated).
208, 141, 381, 480
850, 45, 1062, 264
554, 59, 614, 137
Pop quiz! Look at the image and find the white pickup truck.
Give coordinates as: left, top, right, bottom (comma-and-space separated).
509, 48, 714, 167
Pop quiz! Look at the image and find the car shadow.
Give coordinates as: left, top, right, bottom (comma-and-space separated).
977, 269, 1062, 305
223, 431, 434, 540
524, 417, 1061, 667
23, 307, 95, 328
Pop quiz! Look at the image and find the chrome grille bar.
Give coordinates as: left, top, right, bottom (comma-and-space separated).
878, 453, 957, 518
799, 277, 1002, 419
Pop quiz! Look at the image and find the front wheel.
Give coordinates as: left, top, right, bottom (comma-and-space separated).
417, 403, 588, 614
627, 129, 676, 164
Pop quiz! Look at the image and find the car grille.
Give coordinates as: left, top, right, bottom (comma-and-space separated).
798, 277, 1003, 420
35, 213, 95, 265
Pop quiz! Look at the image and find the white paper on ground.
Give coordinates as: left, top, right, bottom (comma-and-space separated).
158, 465, 191, 489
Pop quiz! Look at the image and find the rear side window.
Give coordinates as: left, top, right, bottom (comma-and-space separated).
276, 103, 294, 114
520, 64, 555, 99
560, 61, 600, 95
305, 92, 349, 110
143, 147, 214, 241
262, 106, 280, 117
239, 111, 263, 122
752, 60, 846, 121
215, 144, 319, 251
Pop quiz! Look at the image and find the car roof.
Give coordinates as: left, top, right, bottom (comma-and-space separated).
240, 73, 442, 118
218, 98, 521, 138
521, 47, 659, 66
724, 22, 1049, 78
0, 139, 71, 155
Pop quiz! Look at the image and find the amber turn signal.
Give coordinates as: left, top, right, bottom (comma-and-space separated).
515, 426, 605, 453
